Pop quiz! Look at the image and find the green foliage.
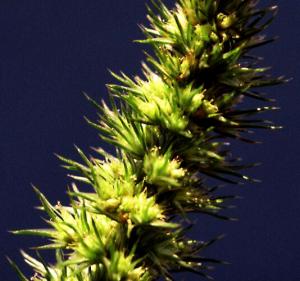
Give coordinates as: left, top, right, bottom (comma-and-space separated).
10, 0, 284, 280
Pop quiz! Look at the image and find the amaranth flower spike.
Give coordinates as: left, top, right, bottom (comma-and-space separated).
10, 0, 285, 280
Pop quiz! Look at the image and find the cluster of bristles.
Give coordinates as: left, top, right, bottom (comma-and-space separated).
10, 0, 284, 280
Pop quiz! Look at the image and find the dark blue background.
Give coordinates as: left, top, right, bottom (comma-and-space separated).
1, 1, 299, 280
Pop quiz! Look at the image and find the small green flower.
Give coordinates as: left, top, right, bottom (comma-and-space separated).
103, 250, 150, 281
143, 147, 186, 190
120, 191, 164, 225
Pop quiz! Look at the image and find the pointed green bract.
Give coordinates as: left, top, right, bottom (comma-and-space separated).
12, 0, 283, 280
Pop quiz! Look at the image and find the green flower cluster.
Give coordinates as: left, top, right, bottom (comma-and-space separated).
11, 0, 284, 280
